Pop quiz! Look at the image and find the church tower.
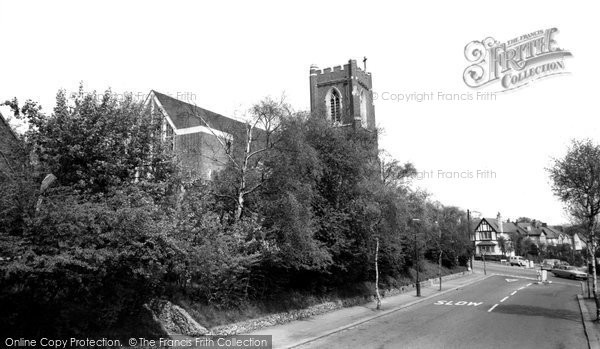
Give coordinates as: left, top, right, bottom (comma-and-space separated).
309, 59, 376, 131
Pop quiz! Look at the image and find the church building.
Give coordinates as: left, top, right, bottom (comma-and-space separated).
149, 58, 377, 181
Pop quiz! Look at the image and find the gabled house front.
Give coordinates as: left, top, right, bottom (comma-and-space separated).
472, 213, 520, 258
573, 233, 586, 251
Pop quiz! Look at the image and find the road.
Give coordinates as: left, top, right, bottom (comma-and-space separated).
298, 263, 586, 349
474, 260, 586, 289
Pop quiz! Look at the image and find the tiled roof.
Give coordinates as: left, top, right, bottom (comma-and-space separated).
152, 91, 246, 132
526, 228, 543, 237
516, 222, 532, 230
483, 218, 520, 233
541, 227, 559, 239
0, 111, 19, 141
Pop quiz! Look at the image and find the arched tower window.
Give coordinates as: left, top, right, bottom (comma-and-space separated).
360, 90, 367, 127
326, 88, 342, 123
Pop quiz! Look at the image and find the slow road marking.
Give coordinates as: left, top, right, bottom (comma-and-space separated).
434, 300, 483, 306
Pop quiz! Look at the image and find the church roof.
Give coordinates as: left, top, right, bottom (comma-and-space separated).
152, 90, 246, 133
0, 111, 20, 142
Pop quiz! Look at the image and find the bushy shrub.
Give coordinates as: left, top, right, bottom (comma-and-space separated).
0, 186, 180, 337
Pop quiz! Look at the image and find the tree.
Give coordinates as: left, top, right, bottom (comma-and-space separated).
7, 88, 177, 198
203, 96, 289, 222
520, 237, 538, 258
0, 88, 184, 337
548, 139, 600, 319
0, 186, 180, 337
379, 150, 417, 187
258, 114, 331, 273
497, 236, 507, 257
516, 217, 533, 223
508, 231, 524, 256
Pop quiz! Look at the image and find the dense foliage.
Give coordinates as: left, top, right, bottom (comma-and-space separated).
0, 88, 473, 337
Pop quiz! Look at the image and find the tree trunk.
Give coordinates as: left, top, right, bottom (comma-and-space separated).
235, 190, 244, 222
592, 238, 600, 321
375, 237, 382, 310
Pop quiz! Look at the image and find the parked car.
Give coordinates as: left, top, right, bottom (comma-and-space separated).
509, 256, 528, 267
551, 265, 588, 280
541, 259, 568, 270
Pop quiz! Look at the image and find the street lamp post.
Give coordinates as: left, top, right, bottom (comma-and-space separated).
436, 221, 442, 291
482, 250, 487, 275
412, 218, 421, 297
467, 209, 473, 271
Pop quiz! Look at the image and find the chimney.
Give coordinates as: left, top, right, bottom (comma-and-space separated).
497, 212, 503, 233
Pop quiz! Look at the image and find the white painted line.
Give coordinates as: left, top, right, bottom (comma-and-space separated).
518, 287, 525, 290
510, 291, 517, 296
527, 283, 532, 286
488, 304, 499, 312
500, 296, 509, 302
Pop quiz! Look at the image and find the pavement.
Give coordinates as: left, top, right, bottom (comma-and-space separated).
248, 271, 489, 348
579, 280, 600, 349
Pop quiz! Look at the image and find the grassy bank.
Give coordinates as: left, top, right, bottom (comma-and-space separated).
178, 261, 466, 328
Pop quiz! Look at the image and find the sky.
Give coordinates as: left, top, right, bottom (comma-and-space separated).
1, 0, 598, 225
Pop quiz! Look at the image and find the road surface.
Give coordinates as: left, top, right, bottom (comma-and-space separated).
298, 268, 586, 349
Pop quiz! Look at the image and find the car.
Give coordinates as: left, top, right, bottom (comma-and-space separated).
509, 256, 528, 267
541, 259, 560, 270
551, 265, 588, 280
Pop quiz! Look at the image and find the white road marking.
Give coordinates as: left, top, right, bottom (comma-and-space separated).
500, 296, 509, 302
434, 300, 482, 306
489, 273, 538, 281
527, 283, 532, 286
488, 304, 499, 312
518, 287, 525, 290
505, 278, 519, 282
510, 291, 517, 295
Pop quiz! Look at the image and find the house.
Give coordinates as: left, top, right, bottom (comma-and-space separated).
516, 222, 547, 245
516, 222, 572, 247
472, 213, 520, 257
572, 233, 586, 251
541, 226, 571, 246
